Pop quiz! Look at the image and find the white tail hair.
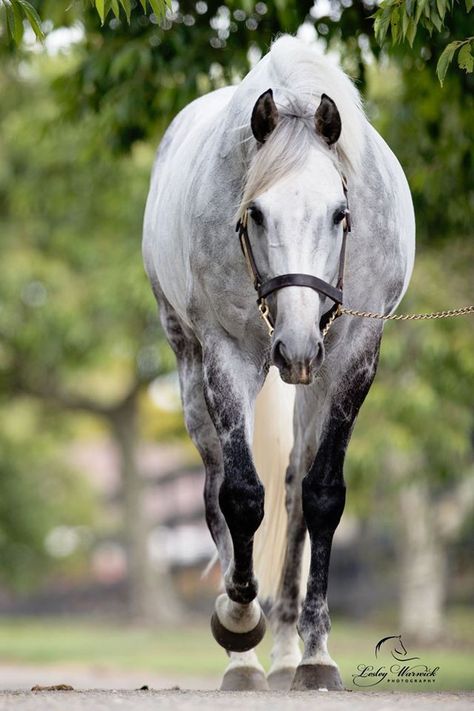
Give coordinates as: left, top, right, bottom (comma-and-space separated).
252, 366, 295, 600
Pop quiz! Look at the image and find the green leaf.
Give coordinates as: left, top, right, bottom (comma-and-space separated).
401, 9, 409, 40
374, 6, 392, 44
415, 0, 427, 25
436, 0, 447, 20
11, 2, 25, 44
119, 0, 131, 23
431, 11, 443, 31
138, 0, 148, 10
149, 0, 166, 18
95, 0, 106, 24
436, 0, 448, 22
390, 7, 400, 43
407, 16, 417, 45
110, 0, 120, 16
465, 0, 473, 10
436, 41, 460, 85
149, 0, 171, 17
457, 42, 474, 72
4, 3, 14, 41
17, 0, 44, 40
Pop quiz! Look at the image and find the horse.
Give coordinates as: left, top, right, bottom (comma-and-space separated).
143, 35, 415, 692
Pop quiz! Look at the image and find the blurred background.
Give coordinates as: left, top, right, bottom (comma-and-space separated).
0, 0, 472, 693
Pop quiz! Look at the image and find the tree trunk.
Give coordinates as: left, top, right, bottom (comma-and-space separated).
110, 394, 180, 623
397, 479, 446, 643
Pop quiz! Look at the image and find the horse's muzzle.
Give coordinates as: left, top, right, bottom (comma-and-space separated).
272, 338, 324, 385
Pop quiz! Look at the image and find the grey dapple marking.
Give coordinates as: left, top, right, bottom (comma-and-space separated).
143, 36, 415, 691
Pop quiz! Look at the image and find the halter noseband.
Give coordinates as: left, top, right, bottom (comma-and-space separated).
236, 177, 351, 336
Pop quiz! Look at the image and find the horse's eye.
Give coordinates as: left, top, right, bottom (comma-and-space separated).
249, 206, 264, 226
333, 208, 347, 225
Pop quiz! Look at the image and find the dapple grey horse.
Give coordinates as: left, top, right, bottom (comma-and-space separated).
143, 35, 415, 691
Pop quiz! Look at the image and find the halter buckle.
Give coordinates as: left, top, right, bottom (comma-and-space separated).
258, 301, 274, 336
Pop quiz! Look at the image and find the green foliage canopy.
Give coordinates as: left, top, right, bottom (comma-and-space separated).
0, 57, 174, 588
372, 0, 473, 83
0, 430, 96, 591
1, 0, 472, 89
347, 242, 474, 515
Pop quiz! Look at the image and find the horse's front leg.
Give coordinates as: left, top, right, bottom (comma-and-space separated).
292, 328, 382, 691
202, 336, 268, 665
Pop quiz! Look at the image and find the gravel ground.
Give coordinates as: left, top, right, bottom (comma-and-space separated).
0, 666, 472, 710
0, 690, 473, 711
0, 664, 218, 692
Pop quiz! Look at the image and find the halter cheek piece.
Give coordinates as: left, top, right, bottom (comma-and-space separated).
236, 177, 351, 336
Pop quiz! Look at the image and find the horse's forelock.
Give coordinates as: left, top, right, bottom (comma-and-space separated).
235, 104, 342, 223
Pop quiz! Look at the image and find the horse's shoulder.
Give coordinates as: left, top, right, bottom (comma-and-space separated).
155, 86, 236, 166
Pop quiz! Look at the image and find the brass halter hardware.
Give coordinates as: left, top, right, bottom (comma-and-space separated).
258, 301, 275, 336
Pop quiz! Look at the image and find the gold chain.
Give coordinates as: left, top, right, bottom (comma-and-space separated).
323, 304, 474, 338
321, 305, 342, 338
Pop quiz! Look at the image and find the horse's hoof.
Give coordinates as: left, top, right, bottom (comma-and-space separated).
291, 663, 344, 691
267, 667, 296, 691
220, 666, 269, 691
210, 610, 266, 653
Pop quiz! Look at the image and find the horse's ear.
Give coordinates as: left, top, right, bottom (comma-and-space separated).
251, 88, 279, 144
315, 94, 341, 146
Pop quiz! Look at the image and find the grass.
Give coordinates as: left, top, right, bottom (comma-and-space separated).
0, 613, 472, 692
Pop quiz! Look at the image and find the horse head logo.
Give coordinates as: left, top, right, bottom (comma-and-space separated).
374, 634, 420, 662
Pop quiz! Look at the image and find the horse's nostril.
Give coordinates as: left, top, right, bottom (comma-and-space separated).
310, 340, 325, 368
272, 339, 290, 369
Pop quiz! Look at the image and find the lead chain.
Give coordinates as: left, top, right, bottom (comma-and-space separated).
323, 304, 474, 338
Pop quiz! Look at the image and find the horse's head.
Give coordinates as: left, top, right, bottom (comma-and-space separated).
241, 89, 349, 385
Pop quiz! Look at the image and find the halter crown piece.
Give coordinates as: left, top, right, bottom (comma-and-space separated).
235, 176, 351, 336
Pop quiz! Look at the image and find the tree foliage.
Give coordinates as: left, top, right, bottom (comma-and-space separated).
0, 430, 96, 591
370, 56, 473, 244
0, 0, 168, 43
1, 0, 472, 88
0, 57, 174, 591
347, 242, 474, 513
0, 57, 171, 401
373, 0, 473, 83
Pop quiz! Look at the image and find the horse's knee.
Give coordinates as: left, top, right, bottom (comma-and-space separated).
219, 477, 264, 537
219, 481, 263, 602
302, 481, 346, 535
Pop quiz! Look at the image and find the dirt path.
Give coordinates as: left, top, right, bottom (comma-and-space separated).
0, 665, 472, 709
0, 663, 218, 692
1, 690, 473, 711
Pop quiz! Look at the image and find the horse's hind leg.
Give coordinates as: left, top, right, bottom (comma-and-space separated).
159, 303, 266, 689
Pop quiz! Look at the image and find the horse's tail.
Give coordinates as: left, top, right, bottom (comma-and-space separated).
252, 366, 295, 600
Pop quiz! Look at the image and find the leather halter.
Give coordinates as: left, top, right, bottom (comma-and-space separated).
236, 177, 351, 336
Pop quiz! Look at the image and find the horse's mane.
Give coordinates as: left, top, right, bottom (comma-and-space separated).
235, 35, 366, 221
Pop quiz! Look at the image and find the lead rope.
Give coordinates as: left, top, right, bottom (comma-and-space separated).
322, 304, 474, 339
